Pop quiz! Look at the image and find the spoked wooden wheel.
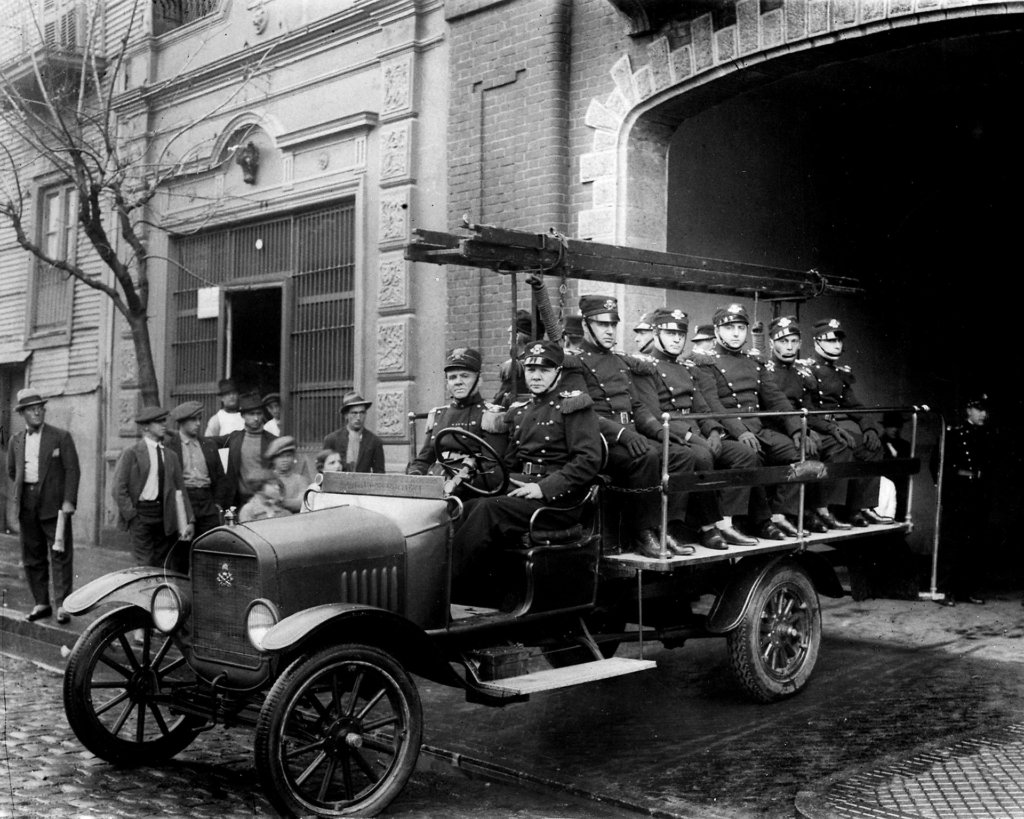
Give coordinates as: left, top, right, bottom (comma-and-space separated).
727, 562, 821, 703
255, 644, 422, 817
63, 606, 202, 764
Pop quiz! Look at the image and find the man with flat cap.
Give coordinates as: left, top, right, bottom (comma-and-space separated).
166, 401, 229, 538
764, 316, 853, 534
451, 340, 602, 594
407, 348, 507, 487
693, 303, 809, 540
215, 392, 279, 511
324, 392, 385, 473
262, 393, 282, 436
800, 318, 891, 528
113, 407, 194, 572
6, 389, 80, 623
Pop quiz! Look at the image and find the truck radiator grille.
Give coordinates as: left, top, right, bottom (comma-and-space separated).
192, 550, 261, 668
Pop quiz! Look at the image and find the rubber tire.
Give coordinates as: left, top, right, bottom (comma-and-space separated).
63, 606, 202, 765
254, 644, 422, 818
726, 561, 821, 703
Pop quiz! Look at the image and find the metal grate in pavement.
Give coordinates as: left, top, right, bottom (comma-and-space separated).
809, 725, 1024, 818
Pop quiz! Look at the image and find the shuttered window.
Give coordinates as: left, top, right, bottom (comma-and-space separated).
27, 186, 77, 346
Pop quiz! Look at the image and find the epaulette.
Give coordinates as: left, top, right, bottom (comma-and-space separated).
425, 406, 445, 430
689, 350, 717, 365
504, 400, 529, 424
796, 364, 814, 380
481, 408, 507, 434
836, 363, 852, 373
559, 389, 593, 414
764, 360, 776, 372
796, 358, 814, 366
619, 354, 657, 376
683, 359, 696, 368
560, 355, 584, 372
631, 352, 657, 364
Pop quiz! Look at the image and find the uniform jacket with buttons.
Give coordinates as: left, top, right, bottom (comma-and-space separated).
630, 347, 725, 442
568, 341, 661, 441
932, 421, 992, 484
693, 344, 799, 438
6, 423, 80, 520
765, 356, 814, 432
504, 379, 602, 503
406, 391, 507, 475
800, 355, 881, 437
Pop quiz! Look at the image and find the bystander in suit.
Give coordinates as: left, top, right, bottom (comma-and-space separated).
165, 401, 229, 538
5, 389, 80, 624
112, 406, 194, 573
323, 392, 385, 473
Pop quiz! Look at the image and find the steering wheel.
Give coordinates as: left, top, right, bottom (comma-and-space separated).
433, 428, 509, 497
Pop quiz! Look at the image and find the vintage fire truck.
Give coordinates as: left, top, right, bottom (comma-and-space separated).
61, 224, 925, 817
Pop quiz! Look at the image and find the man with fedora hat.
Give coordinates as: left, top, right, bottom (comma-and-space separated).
165, 401, 229, 538
6, 389, 80, 623
407, 348, 506, 484
204, 378, 245, 437
323, 392, 385, 473
112, 407, 194, 572
800, 318, 890, 528
214, 392, 279, 510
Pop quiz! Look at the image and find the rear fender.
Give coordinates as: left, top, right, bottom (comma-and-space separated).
706, 551, 842, 634
260, 604, 461, 688
62, 567, 189, 616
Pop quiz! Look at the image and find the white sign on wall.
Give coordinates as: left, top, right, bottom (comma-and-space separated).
197, 287, 220, 319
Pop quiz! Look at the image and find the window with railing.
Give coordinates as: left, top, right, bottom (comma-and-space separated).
27, 185, 77, 346
153, 0, 219, 35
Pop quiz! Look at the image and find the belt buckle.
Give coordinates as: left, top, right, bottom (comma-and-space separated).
523, 463, 534, 475
620, 412, 630, 425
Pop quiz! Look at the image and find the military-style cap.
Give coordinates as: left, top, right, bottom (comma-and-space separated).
651, 308, 689, 332
218, 378, 238, 395
563, 314, 584, 338
966, 394, 989, 411
136, 406, 169, 424
170, 400, 204, 422
768, 316, 801, 341
264, 435, 297, 461
579, 295, 620, 322
262, 392, 281, 407
341, 392, 372, 413
691, 324, 715, 342
238, 393, 265, 413
633, 311, 656, 332
520, 340, 564, 368
444, 347, 482, 373
811, 318, 845, 340
713, 304, 750, 327
15, 389, 47, 411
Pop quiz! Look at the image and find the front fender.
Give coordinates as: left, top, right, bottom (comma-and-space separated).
705, 551, 842, 634
261, 604, 461, 688
62, 567, 189, 616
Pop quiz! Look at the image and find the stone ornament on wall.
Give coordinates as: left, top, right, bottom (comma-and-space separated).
117, 390, 141, 437
375, 386, 407, 439
377, 317, 412, 376
118, 334, 138, 388
379, 188, 410, 247
381, 55, 414, 118
380, 121, 412, 183
378, 251, 408, 310
579, 0, 1010, 243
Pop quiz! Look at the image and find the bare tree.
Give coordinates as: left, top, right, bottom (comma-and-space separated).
0, 0, 268, 406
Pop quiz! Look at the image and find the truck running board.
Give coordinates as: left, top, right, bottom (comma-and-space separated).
474, 657, 656, 696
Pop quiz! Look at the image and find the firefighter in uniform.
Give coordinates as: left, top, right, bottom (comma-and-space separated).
568, 295, 696, 557
693, 304, 808, 540
631, 308, 764, 550
633, 311, 656, 352
932, 394, 992, 606
451, 340, 602, 595
764, 316, 853, 533
801, 318, 892, 528
406, 347, 506, 492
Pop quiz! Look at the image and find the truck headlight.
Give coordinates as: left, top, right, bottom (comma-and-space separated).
246, 599, 280, 651
151, 584, 188, 634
